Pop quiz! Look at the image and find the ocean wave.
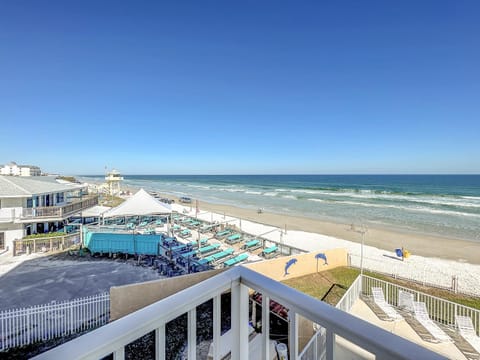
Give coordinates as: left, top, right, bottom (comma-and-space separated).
330, 192, 480, 208
462, 196, 480, 200
307, 198, 325, 203
328, 200, 480, 218
263, 192, 278, 197
221, 187, 246, 193
282, 195, 297, 200
245, 191, 262, 195
283, 188, 480, 209
186, 184, 212, 190
291, 189, 322, 195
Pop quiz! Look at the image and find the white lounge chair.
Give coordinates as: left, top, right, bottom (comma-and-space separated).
371, 287, 403, 321
413, 302, 451, 343
398, 290, 415, 312
456, 315, 480, 353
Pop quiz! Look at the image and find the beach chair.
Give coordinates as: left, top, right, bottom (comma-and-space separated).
215, 229, 232, 239
179, 229, 191, 238
456, 315, 480, 353
226, 233, 242, 244
261, 245, 278, 259
413, 302, 451, 343
398, 290, 415, 312
241, 239, 260, 250
223, 253, 249, 267
371, 287, 403, 321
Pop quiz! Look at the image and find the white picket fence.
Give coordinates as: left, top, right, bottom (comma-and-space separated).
0, 293, 110, 351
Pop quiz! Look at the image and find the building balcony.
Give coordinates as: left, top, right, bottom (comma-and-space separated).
19, 195, 99, 221
33, 266, 445, 360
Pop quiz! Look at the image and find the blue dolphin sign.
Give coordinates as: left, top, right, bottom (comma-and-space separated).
284, 258, 297, 276
315, 253, 328, 265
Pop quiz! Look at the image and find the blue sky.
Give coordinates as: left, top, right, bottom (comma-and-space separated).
0, 1, 479, 175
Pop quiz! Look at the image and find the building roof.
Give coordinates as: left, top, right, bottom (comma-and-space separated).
103, 188, 172, 217
0, 175, 84, 198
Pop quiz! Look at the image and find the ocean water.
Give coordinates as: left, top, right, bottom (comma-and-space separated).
82, 175, 480, 242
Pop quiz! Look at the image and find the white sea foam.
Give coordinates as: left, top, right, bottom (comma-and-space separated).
291, 189, 322, 195
263, 192, 278, 197
245, 191, 262, 195
282, 195, 297, 200
307, 198, 325, 203
223, 187, 246, 193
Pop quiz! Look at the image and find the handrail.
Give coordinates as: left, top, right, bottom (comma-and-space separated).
335, 274, 362, 312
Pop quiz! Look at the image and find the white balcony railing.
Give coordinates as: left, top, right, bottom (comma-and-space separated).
20, 195, 99, 220
33, 266, 446, 360
0, 207, 22, 223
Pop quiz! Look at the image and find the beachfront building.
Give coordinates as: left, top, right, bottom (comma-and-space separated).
0, 162, 41, 176
0, 175, 98, 252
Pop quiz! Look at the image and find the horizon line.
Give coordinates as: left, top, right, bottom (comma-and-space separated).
77, 173, 480, 176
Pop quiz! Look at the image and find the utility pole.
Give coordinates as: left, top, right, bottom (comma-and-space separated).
353, 223, 368, 275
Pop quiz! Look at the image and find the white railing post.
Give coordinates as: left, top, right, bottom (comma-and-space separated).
288, 311, 298, 359
113, 346, 125, 360
155, 325, 165, 360
213, 294, 221, 359
188, 308, 196, 360
231, 283, 249, 360
326, 328, 335, 360
261, 295, 270, 360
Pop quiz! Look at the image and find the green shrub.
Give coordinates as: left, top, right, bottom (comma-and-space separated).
23, 232, 66, 239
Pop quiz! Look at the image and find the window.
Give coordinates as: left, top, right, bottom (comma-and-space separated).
56, 193, 65, 203
27, 198, 33, 208
0, 233, 4, 250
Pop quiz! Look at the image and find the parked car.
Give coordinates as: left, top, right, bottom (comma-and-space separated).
179, 196, 192, 204
159, 198, 174, 204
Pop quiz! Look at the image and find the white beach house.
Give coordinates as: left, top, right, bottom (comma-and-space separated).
0, 161, 42, 176
0, 175, 98, 252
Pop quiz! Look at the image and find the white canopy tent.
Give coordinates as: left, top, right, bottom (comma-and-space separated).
102, 188, 172, 217
81, 205, 111, 218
